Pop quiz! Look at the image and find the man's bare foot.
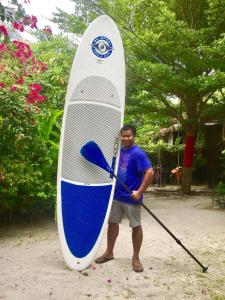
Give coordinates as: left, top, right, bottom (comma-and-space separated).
132, 257, 144, 273
95, 252, 114, 264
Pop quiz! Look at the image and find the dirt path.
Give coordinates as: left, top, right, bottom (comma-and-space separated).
1, 187, 225, 300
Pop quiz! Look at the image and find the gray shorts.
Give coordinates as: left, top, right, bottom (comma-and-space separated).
108, 200, 141, 228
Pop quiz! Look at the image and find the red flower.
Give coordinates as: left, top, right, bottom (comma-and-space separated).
13, 22, 20, 29
12, 40, 32, 63
16, 77, 24, 84
0, 25, 8, 36
13, 22, 24, 32
31, 16, 38, 29
23, 15, 32, 26
29, 83, 42, 93
0, 43, 7, 52
26, 89, 39, 103
0, 82, 5, 88
26, 83, 46, 104
26, 99, 34, 104
43, 26, 52, 35
10, 85, 17, 92
39, 62, 47, 71
26, 92, 36, 103
22, 15, 38, 29
37, 95, 46, 102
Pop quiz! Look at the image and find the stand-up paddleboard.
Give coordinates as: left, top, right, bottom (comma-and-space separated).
57, 15, 125, 270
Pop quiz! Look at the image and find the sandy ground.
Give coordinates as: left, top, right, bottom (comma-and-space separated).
1, 186, 225, 300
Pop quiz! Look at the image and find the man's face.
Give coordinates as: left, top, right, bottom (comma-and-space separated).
121, 129, 135, 148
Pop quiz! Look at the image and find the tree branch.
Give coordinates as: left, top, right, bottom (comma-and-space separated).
202, 90, 217, 104
220, 89, 225, 101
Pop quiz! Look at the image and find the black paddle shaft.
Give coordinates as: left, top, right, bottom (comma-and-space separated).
114, 173, 208, 273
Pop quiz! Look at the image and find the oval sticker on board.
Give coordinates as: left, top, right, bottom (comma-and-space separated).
91, 36, 113, 58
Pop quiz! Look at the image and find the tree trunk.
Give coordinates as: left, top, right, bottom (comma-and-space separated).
181, 134, 195, 194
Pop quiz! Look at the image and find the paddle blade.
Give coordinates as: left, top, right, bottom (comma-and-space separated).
80, 141, 112, 174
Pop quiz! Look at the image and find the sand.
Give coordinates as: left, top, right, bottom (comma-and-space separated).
1, 186, 225, 300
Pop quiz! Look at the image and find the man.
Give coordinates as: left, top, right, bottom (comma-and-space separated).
95, 124, 154, 272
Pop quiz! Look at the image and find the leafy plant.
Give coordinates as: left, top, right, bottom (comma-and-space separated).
0, 3, 73, 218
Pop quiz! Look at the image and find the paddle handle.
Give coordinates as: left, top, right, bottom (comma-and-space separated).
113, 171, 208, 273
112, 172, 132, 194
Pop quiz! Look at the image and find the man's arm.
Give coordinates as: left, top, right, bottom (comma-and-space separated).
132, 168, 154, 201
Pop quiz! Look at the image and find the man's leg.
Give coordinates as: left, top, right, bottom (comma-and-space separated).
107, 223, 119, 256
126, 204, 144, 272
102, 223, 119, 256
95, 223, 119, 263
95, 200, 123, 264
132, 225, 143, 272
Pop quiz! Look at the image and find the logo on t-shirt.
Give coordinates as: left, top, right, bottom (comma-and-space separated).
119, 152, 129, 180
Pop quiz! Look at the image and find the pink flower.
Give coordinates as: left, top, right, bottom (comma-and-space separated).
16, 77, 24, 84
0, 82, 5, 88
10, 85, 17, 92
0, 25, 8, 36
13, 22, 24, 32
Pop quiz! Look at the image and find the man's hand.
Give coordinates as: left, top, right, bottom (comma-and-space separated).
131, 168, 154, 201
131, 190, 142, 201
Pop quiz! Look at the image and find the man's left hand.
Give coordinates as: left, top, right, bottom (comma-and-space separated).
131, 190, 142, 201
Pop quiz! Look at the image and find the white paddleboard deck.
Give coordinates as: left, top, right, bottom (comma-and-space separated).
57, 15, 125, 270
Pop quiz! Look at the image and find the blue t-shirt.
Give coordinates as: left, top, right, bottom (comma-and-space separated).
114, 145, 152, 205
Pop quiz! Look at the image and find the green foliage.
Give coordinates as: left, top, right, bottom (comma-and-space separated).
215, 182, 225, 194
32, 36, 75, 110
52, 0, 225, 193
0, 105, 63, 218
0, 121, 56, 216
0, 35, 74, 218
52, 7, 88, 35
54, 0, 225, 130
1, 0, 225, 216
0, 157, 55, 215
37, 109, 63, 150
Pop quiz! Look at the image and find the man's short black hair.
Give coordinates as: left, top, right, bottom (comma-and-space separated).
120, 124, 136, 137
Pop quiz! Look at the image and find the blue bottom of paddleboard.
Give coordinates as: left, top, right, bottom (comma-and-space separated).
61, 181, 112, 258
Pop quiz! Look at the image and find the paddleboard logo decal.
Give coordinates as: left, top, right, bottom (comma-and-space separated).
91, 36, 113, 58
